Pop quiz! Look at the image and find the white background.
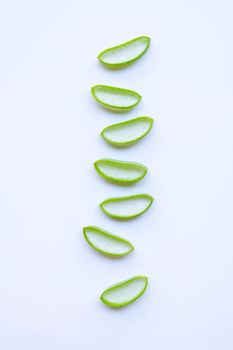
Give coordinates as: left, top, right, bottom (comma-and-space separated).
0, 0, 233, 349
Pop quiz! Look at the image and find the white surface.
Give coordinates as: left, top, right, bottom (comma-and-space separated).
0, 0, 233, 349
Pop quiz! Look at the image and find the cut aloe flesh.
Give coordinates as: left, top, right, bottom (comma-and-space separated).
101, 116, 153, 146
98, 36, 150, 68
91, 85, 141, 110
83, 226, 134, 257
94, 158, 147, 184
100, 194, 153, 219
100, 276, 148, 308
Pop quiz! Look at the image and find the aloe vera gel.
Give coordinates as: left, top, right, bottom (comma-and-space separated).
101, 117, 153, 146
98, 36, 150, 68
100, 276, 148, 307
84, 35, 154, 308
91, 85, 141, 110
100, 194, 153, 219
94, 158, 147, 184
83, 226, 134, 257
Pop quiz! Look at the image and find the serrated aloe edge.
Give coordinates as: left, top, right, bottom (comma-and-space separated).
100, 275, 148, 308
98, 36, 150, 68
91, 85, 141, 110
100, 194, 154, 219
83, 226, 134, 257
101, 116, 154, 146
94, 158, 147, 184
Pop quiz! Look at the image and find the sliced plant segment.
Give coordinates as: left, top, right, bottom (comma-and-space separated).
91, 85, 141, 110
94, 158, 147, 184
100, 276, 148, 308
98, 36, 151, 68
101, 116, 154, 146
83, 226, 134, 257
100, 194, 153, 219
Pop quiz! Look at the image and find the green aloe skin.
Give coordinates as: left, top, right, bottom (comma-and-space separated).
86, 36, 153, 307
101, 116, 154, 147
83, 226, 134, 257
98, 36, 150, 68
100, 194, 154, 220
94, 158, 148, 185
91, 85, 142, 110
100, 275, 148, 308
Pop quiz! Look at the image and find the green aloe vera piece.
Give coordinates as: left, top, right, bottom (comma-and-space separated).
98, 36, 150, 68
91, 85, 141, 110
101, 116, 153, 146
83, 226, 134, 257
100, 275, 148, 308
100, 194, 153, 219
94, 158, 147, 184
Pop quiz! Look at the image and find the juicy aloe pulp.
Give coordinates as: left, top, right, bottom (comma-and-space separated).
100, 194, 153, 219
91, 85, 141, 110
94, 158, 147, 184
100, 276, 148, 307
101, 116, 153, 146
98, 36, 150, 68
83, 226, 134, 257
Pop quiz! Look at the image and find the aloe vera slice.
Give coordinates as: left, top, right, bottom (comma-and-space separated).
100, 276, 148, 308
83, 226, 134, 257
98, 36, 150, 68
94, 158, 147, 184
91, 85, 141, 110
101, 116, 153, 146
100, 194, 153, 219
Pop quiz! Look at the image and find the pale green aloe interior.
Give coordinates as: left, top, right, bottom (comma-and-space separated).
103, 277, 146, 304
96, 160, 145, 182
103, 118, 152, 144
103, 196, 151, 217
85, 227, 132, 255
94, 86, 139, 108
100, 38, 149, 65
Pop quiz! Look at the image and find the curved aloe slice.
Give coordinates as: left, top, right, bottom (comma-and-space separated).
100, 194, 153, 219
83, 226, 134, 257
98, 36, 150, 68
100, 276, 148, 308
91, 85, 141, 110
101, 116, 153, 146
94, 158, 147, 184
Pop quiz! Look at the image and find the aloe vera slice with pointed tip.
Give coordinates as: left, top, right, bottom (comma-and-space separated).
100, 276, 148, 308
91, 85, 141, 110
101, 116, 153, 146
98, 36, 150, 68
100, 194, 153, 219
94, 158, 147, 184
83, 226, 134, 257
